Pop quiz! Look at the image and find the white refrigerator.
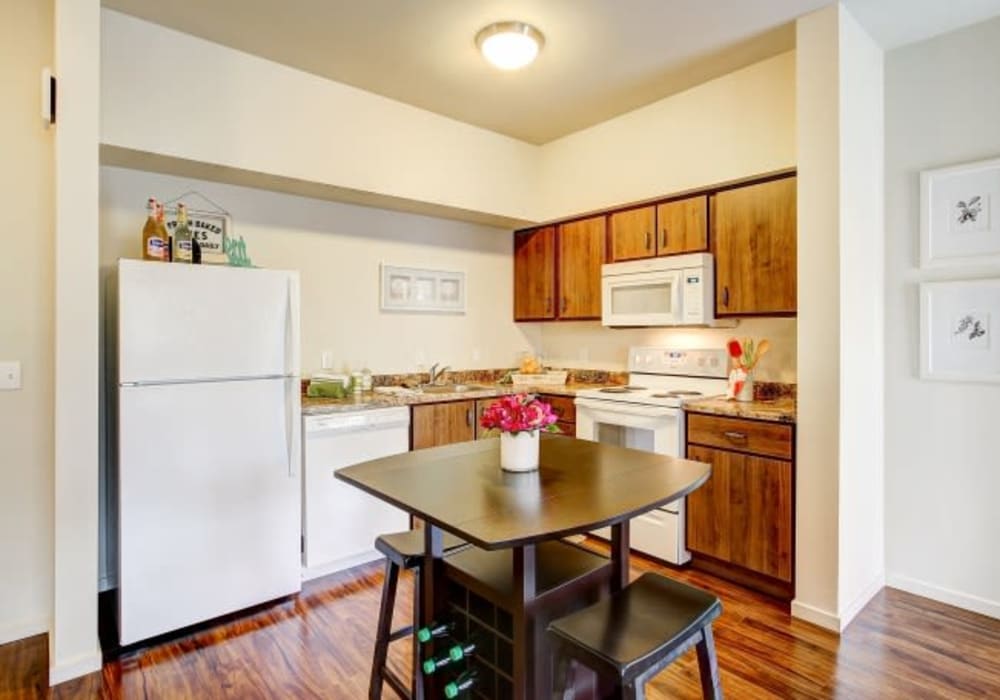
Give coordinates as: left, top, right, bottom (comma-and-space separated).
117, 259, 301, 645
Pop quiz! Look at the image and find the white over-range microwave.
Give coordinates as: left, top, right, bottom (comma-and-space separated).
601, 252, 715, 327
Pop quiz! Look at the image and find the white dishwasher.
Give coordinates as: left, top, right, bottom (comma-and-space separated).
302, 406, 410, 580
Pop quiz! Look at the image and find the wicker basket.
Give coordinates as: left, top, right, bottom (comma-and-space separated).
511, 371, 568, 386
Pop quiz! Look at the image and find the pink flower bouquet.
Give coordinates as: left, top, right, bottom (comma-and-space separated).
480, 394, 560, 436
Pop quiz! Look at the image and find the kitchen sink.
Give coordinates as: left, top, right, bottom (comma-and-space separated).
418, 384, 493, 394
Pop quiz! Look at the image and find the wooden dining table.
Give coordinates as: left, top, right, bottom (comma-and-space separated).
336, 435, 711, 700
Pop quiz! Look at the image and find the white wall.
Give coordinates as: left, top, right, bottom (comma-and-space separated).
0, 0, 54, 647
794, 3, 886, 632
836, 6, 885, 626
884, 15, 1000, 619
51, 0, 103, 684
794, 5, 843, 629
538, 51, 797, 219
100, 10, 541, 225
99, 168, 540, 376
535, 320, 797, 382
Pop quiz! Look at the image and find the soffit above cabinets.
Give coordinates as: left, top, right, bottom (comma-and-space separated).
101, 0, 827, 144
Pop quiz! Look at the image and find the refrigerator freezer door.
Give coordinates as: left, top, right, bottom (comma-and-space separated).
118, 259, 300, 384
118, 377, 301, 645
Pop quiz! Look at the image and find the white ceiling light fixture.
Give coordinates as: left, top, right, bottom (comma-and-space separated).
475, 21, 545, 70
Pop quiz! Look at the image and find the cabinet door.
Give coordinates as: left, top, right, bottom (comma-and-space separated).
412, 401, 476, 449
557, 216, 606, 319
729, 454, 793, 582
656, 195, 708, 256
609, 206, 656, 261
514, 227, 556, 321
474, 399, 492, 439
685, 445, 736, 562
712, 177, 797, 315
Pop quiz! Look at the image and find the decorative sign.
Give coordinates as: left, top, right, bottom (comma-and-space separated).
165, 209, 229, 263
380, 264, 466, 314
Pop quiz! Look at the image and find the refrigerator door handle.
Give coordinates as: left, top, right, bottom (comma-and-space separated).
285, 275, 301, 377
285, 378, 297, 477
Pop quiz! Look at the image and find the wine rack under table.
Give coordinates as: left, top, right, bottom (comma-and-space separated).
434, 540, 613, 699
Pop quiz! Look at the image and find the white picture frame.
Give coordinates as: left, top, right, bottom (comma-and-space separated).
920, 278, 1000, 383
380, 264, 466, 314
920, 156, 1000, 268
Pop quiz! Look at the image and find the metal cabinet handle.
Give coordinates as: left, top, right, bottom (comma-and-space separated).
661, 228, 668, 249
724, 431, 748, 442
561, 297, 568, 313
467, 408, 474, 428
546, 296, 552, 313
645, 231, 652, 250
722, 286, 730, 307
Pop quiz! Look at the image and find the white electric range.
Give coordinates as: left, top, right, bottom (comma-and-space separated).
575, 347, 728, 564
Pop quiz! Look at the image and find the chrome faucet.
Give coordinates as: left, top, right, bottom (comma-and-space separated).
428, 363, 451, 385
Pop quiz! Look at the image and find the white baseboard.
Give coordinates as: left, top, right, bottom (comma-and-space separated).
790, 599, 841, 631
887, 573, 1000, 620
302, 550, 384, 582
0, 617, 49, 647
839, 572, 885, 631
49, 649, 102, 686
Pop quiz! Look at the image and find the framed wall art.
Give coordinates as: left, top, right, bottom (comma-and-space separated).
380, 264, 466, 314
920, 156, 1000, 268
920, 278, 1000, 383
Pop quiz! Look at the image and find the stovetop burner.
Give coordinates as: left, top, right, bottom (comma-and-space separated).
599, 385, 648, 393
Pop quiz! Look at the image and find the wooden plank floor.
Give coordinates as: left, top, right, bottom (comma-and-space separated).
3, 541, 998, 699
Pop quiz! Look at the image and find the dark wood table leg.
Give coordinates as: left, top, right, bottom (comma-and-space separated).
416, 525, 444, 700
512, 544, 537, 700
610, 520, 631, 592
596, 521, 632, 699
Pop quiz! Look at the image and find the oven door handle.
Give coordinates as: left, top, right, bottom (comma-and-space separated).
574, 398, 680, 418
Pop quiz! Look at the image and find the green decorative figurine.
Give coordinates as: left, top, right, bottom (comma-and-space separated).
224, 235, 253, 267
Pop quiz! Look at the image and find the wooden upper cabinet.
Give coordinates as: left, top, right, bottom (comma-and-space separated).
412, 401, 476, 450
712, 177, 797, 315
557, 216, 606, 319
513, 227, 556, 321
656, 195, 708, 256
609, 206, 656, 261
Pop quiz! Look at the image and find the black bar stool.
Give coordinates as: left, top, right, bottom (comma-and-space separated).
369, 529, 466, 700
547, 572, 723, 699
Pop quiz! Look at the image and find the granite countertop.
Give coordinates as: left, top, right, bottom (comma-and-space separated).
682, 395, 797, 424
301, 382, 611, 416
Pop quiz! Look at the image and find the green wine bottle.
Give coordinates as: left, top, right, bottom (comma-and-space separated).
443, 669, 478, 698
416, 620, 454, 644
422, 639, 477, 675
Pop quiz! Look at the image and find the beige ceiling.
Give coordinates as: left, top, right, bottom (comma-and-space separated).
103, 0, 833, 144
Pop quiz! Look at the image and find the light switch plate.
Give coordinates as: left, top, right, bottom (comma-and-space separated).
0, 362, 21, 390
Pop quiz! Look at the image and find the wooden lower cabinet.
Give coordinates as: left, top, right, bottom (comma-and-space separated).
538, 393, 576, 437
686, 416, 795, 599
411, 401, 476, 449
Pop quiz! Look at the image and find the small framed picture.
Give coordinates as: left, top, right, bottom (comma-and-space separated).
920, 156, 1000, 267
920, 278, 1000, 382
380, 264, 466, 314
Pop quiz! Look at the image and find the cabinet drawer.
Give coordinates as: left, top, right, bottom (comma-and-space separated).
539, 394, 576, 423
687, 413, 792, 460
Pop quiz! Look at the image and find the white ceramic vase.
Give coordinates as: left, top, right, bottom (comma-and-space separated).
500, 431, 540, 472
737, 373, 755, 402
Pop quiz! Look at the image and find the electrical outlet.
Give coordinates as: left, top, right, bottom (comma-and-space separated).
472, 348, 481, 363
321, 351, 333, 370
0, 361, 22, 390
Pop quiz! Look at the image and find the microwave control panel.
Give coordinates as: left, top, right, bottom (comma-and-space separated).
682, 265, 713, 324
